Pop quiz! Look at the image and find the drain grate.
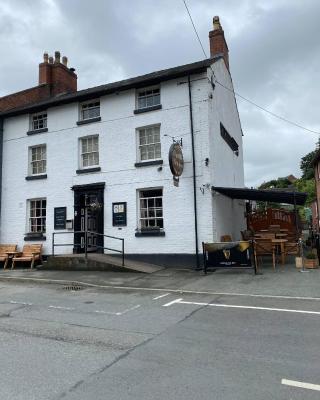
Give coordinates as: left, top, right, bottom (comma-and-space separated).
63, 285, 84, 291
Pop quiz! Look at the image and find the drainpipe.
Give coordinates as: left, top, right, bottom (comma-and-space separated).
188, 76, 200, 270
0, 118, 3, 221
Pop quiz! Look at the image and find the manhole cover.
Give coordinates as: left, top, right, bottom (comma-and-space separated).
63, 285, 84, 291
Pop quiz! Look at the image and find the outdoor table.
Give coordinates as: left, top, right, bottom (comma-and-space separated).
275, 233, 288, 238
271, 239, 288, 265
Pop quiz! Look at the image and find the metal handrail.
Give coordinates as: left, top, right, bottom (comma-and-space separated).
52, 230, 125, 266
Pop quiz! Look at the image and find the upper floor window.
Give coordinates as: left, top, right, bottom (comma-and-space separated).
29, 145, 46, 175
80, 100, 100, 121
80, 135, 99, 168
137, 125, 161, 162
31, 113, 47, 131
28, 198, 46, 233
137, 87, 160, 109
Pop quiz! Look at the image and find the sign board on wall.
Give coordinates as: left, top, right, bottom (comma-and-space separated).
112, 202, 127, 226
54, 207, 67, 229
169, 142, 184, 186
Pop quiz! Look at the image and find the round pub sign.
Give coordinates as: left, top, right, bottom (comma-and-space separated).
169, 142, 184, 177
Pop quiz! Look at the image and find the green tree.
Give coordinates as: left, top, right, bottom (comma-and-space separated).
300, 149, 317, 180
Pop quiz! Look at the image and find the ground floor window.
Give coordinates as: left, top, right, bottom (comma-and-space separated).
138, 188, 163, 229
28, 198, 46, 233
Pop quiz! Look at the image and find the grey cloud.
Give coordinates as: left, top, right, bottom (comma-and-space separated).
0, 0, 319, 187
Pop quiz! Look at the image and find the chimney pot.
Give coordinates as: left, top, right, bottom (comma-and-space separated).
54, 51, 61, 64
43, 52, 49, 63
213, 16, 221, 30
62, 56, 68, 67
48, 56, 54, 64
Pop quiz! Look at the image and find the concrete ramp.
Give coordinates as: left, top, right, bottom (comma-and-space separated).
44, 253, 164, 274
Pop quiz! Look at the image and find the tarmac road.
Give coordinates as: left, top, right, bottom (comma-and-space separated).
0, 281, 319, 400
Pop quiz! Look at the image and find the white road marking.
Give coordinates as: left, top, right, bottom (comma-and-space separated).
118, 304, 141, 315
3, 276, 320, 302
94, 310, 119, 315
153, 293, 170, 300
163, 298, 184, 307
163, 298, 320, 315
48, 305, 75, 311
281, 379, 320, 391
9, 301, 33, 306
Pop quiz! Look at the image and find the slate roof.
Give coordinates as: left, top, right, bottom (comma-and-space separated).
0, 58, 216, 118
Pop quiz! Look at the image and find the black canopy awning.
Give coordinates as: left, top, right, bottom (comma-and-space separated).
212, 186, 307, 206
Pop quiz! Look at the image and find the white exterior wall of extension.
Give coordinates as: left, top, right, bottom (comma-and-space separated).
208, 59, 246, 240
0, 61, 245, 259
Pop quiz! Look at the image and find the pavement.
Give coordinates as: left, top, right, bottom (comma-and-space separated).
0, 257, 320, 298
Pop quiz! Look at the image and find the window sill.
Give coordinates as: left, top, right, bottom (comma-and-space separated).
27, 128, 48, 135
134, 105, 162, 114
135, 229, 165, 237
25, 174, 47, 181
24, 233, 46, 241
135, 160, 163, 168
76, 167, 101, 174
76, 117, 101, 125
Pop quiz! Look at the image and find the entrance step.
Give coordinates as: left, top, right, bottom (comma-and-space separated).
43, 253, 164, 274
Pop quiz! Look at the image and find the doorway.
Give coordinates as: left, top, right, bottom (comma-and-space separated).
73, 183, 104, 254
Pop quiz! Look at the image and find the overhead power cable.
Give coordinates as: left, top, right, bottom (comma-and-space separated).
182, 0, 320, 135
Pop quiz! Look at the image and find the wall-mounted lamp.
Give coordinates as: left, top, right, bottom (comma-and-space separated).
200, 183, 211, 195
157, 166, 163, 172
205, 157, 209, 166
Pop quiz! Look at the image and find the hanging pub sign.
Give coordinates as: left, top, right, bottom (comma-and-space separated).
54, 207, 67, 230
112, 202, 127, 226
168, 142, 184, 186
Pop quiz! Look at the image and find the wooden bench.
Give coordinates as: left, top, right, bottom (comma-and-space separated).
12, 244, 43, 269
0, 244, 17, 269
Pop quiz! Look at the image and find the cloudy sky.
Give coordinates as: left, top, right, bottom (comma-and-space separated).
0, 0, 319, 187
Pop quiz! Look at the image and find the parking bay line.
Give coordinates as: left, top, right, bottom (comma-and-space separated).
162, 298, 320, 316
281, 379, 320, 391
153, 293, 170, 300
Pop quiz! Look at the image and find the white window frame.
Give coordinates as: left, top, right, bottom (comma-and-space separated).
27, 198, 46, 233
136, 86, 160, 110
137, 188, 164, 230
31, 112, 47, 131
136, 124, 161, 162
80, 99, 100, 121
79, 135, 99, 169
29, 144, 46, 175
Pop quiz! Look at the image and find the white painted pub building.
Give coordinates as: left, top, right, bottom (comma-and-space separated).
0, 18, 245, 267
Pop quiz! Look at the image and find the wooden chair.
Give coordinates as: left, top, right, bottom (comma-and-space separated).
0, 244, 17, 269
12, 244, 43, 269
284, 241, 300, 258
253, 240, 276, 271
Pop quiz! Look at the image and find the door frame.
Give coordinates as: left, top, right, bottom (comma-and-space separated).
72, 182, 105, 254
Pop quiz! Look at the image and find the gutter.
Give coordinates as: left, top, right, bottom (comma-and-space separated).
188, 76, 200, 270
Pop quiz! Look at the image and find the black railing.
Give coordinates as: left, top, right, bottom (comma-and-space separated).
52, 231, 125, 266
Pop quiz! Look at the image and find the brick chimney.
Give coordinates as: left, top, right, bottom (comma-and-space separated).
0, 52, 78, 112
209, 16, 229, 70
38, 51, 77, 96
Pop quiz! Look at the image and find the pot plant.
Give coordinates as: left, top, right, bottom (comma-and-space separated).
304, 252, 319, 269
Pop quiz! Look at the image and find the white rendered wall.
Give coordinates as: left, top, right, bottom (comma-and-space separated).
207, 59, 246, 240
0, 72, 216, 256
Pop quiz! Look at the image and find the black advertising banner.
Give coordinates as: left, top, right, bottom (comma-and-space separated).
112, 202, 127, 226
54, 207, 67, 229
